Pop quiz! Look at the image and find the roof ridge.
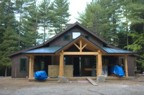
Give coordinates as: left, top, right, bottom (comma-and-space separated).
9, 22, 110, 57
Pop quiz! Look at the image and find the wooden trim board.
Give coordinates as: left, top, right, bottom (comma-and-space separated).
87, 77, 98, 86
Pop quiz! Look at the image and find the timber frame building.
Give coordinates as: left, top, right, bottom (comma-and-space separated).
10, 22, 136, 80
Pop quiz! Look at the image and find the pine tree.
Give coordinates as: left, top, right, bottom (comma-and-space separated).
125, 0, 144, 72
38, 0, 52, 42
21, 0, 41, 48
51, 0, 70, 34
79, 0, 125, 46
0, 0, 18, 76
0, 26, 19, 76
15, 0, 41, 48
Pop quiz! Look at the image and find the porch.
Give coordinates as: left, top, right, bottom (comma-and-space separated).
26, 37, 129, 80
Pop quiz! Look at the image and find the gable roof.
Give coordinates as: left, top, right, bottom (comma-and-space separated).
10, 22, 133, 57
10, 22, 107, 57
24, 36, 104, 54
24, 36, 133, 55
56, 35, 106, 53
42, 22, 109, 46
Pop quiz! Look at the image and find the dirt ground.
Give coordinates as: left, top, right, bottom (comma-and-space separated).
0, 76, 144, 95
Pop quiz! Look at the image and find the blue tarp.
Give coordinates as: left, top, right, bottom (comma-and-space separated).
34, 71, 48, 81
111, 65, 125, 77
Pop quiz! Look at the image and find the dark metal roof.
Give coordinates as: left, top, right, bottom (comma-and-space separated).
102, 47, 133, 54
25, 46, 62, 54
10, 22, 108, 57
9, 22, 134, 57
24, 37, 134, 54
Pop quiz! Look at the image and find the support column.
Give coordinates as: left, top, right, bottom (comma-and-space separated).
28, 55, 34, 80
96, 50, 102, 76
59, 52, 64, 77
124, 55, 128, 77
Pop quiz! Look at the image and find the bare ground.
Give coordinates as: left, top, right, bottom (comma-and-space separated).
0, 76, 144, 95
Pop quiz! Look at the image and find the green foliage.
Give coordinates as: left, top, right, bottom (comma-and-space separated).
21, 0, 41, 48
0, 0, 70, 76
0, 0, 19, 76
0, 26, 19, 67
125, 0, 144, 71
79, 0, 124, 46
34, 0, 70, 42
38, 0, 52, 42
50, 0, 70, 33
126, 33, 144, 51
15, 0, 41, 49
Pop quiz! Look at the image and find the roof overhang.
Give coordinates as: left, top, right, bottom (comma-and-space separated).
24, 46, 62, 54
102, 47, 134, 55
23, 36, 135, 56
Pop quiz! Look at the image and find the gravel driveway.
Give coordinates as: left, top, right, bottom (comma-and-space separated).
0, 77, 144, 95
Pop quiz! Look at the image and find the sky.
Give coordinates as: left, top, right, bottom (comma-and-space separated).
68, 0, 92, 23
37, 0, 92, 23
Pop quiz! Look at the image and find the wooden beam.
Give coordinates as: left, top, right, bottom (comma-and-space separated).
87, 77, 98, 86
96, 50, 102, 76
59, 52, 64, 77
28, 55, 34, 80
63, 52, 98, 55
124, 55, 128, 77
80, 40, 82, 52
82, 44, 87, 50
74, 43, 80, 50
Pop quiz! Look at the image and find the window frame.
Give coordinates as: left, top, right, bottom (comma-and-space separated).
20, 58, 27, 72
72, 32, 81, 39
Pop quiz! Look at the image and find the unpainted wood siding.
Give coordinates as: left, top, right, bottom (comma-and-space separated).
49, 27, 104, 47
11, 54, 28, 78
127, 56, 136, 76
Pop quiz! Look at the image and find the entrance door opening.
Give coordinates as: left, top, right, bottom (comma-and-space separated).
73, 57, 80, 76
65, 55, 96, 77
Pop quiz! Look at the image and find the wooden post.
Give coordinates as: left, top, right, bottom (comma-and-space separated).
28, 55, 34, 80
80, 40, 82, 52
59, 52, 64, 77
96, 50, 102, 76
124, 55, 128, 77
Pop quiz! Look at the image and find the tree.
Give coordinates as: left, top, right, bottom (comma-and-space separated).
125, 0, 144, 72
79, 0, 126, 46
15, 0, 41, 48
51, 0, 70, 34
38, 0, 52, 42
0, 0, 19, 76
21, 0, 41, 48
0, 26, 19, 76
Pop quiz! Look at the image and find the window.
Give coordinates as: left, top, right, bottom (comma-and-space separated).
85, 35, 89, 39
63, 35, 71, 40
20, 58, 27, 72
72, 32, 81, 39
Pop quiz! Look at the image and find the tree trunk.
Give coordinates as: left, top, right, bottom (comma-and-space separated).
5, 67, 7, 77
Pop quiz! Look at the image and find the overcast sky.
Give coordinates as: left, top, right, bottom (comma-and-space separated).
37, 0, 92, 23
68, 0, 92, 23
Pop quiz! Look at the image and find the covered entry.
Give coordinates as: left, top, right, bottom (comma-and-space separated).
58, 36, 103, 78
26, 36, 131, 80
65, 55, 96, 76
